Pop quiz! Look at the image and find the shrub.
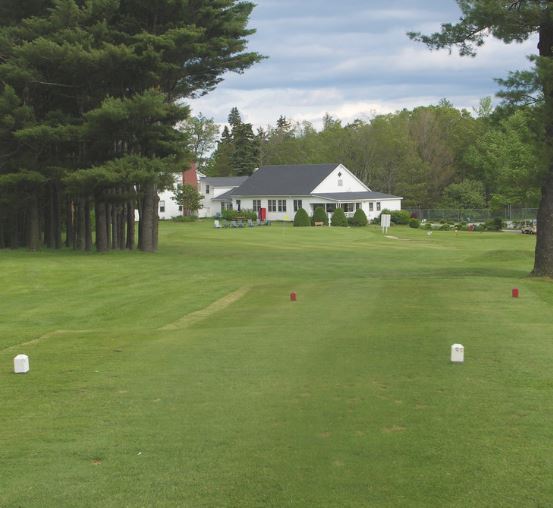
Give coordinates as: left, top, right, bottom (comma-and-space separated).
331, 207, 348, 227
375, 209, 410, 225
439, 223, 451, 231
171, 215, 197, 222
408, 218, 420, 229
312, 206, 329, 226
351, 208, 368, 227
293, 208, 310, 227
424, 222, 433, 230
489, 217, 504, 231
221, 209, 257, 221
391, 210, 411, 225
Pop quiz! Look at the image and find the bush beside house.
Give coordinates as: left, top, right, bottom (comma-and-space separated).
293, 208, 310, 227
312, 206, 329, 226
351, 208, 368, 227
331, 208, 348, 227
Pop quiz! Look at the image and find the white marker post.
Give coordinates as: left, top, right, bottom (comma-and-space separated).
451, 344, 464, 363
381, 213, 391, 234
14, 354, 30, 373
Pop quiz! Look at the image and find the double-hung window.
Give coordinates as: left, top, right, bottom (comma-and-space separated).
376, 202, 381, 211
369, 202, 374, 212
293, 200, 302, 212
278, 200, 287, 212
159, 201, 165, 213
253, 200, 261, 212
268, 200, 277, 212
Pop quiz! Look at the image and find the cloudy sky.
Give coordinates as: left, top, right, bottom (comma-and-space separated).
189, 0, 538, 129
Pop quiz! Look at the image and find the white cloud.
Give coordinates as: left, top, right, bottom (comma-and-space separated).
188, 1, 540, 130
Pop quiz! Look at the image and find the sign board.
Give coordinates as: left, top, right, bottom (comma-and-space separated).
381, 214, 391, 233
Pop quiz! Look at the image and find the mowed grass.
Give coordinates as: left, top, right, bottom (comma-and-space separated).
1, 222, 553, 507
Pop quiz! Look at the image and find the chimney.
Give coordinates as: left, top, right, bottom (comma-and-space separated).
182, 161, 198, 190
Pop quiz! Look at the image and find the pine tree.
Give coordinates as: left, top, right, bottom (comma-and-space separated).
0, 0, 262, 252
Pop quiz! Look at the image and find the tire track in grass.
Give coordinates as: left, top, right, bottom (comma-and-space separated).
1, 287, 251, 353
0, 329, 97, 353
159, 286, 251, 331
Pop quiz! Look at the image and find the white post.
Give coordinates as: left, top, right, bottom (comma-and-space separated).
14, 354, 30, 373
450, 344, 464, 363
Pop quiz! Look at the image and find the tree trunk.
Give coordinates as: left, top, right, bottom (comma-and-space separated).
46, 185, 56, 249
126, 199, 135, 249
111, 201, 119, 250
53, 183, 62, 249
95, 198, 108, 252
140, 182, 157, 252
533, 18, 553, 276
118, 203, 126, 250
9, 211, 19, 249
66, 198, 74, 248
106, 201, 112, 250
77, 199, 86, 251
27, 197, 40, 251
533, 174, 553, 276
85, 198, 93, 251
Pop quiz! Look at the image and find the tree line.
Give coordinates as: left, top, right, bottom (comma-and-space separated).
205, 99, 542, 211
0, 0, 260, 251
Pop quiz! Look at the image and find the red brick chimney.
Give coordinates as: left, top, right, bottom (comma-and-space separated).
182, 161, 198, 189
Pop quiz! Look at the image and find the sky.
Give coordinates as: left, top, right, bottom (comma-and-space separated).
189, 0, 538, 129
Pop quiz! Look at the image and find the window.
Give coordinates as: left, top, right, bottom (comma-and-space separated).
355, 203, 361, 210
253, 200, 261, 212
236, 199, 241, 212
278, 200, 287, 212
338, 179, 343, 187
206, 184, 210, 194
369, 203, 374, 212
268, 200, 277, 212
376, 202, 381, 211
178, 205, 183, 212
341, 203, 354, 213
159, 201, 165, 213
293, 199, 302, 212
221, 202, 233, 212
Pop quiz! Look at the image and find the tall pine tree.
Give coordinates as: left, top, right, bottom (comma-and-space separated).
0, 0, 262, 252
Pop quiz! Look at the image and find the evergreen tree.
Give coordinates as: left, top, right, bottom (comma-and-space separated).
0, 0, 262, 252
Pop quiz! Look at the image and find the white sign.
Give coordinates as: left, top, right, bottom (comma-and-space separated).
381, 214, 391, 233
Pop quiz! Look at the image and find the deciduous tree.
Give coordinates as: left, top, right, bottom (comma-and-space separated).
409, 0, 553, 275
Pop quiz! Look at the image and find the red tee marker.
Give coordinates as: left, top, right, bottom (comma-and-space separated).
512, 288, 519, 298
290, 292, 297, 302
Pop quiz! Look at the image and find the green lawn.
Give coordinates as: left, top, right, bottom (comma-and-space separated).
1, 222, 552, 507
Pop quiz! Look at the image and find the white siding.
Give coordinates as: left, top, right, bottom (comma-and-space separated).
198, 181, 238, 218
311, 164, 368, 194
158, 174, 183, 219
361, 199, 402, 222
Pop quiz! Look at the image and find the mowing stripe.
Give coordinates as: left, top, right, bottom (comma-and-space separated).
159, 286, 251, 331
0, 329, 96, 353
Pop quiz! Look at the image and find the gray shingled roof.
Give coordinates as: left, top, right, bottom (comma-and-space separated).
312, 192, 402, 201
202, 176, 249, 187
228, 164, 340, 196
